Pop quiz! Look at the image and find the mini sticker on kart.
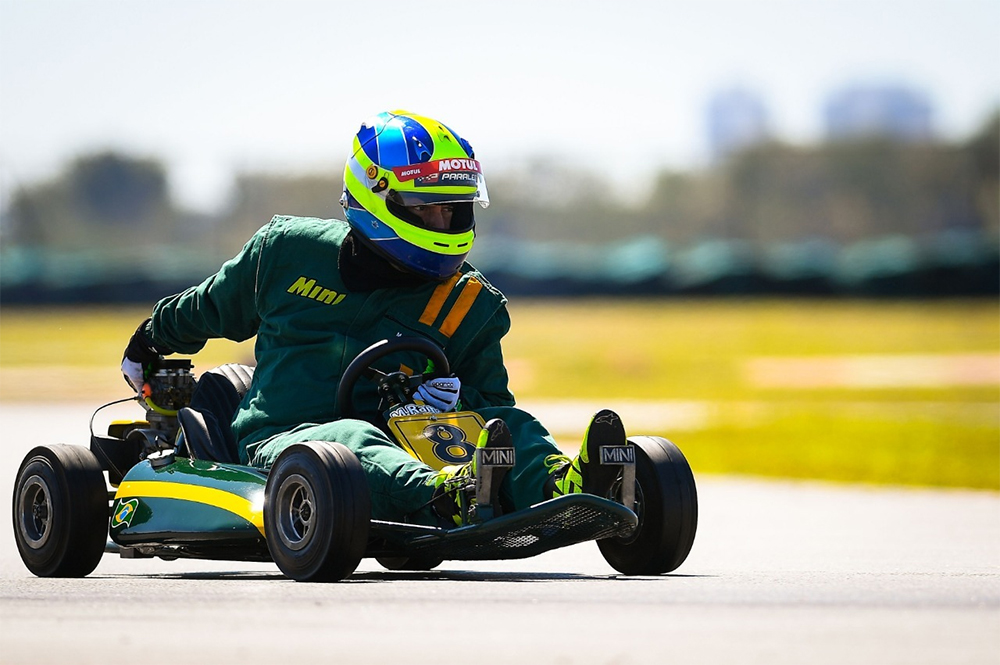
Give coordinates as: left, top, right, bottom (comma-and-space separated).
388, 411, 486, 470
600, 446, 636, 465
111, 498, 139, 529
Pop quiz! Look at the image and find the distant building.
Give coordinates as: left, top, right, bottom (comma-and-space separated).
706, 87, 770, 161
824, 83, 934, 141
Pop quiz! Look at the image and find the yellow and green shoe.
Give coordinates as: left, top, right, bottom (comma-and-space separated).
545, 409, 627, 499
429, 418, 513, 526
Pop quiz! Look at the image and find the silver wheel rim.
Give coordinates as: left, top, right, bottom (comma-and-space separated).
19, 474, 53, 549
275, 474, 316, 551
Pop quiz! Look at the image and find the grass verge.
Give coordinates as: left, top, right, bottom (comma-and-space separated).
1, 299, 997, 490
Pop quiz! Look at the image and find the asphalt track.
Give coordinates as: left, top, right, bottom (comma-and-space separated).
1, 403, 998, 665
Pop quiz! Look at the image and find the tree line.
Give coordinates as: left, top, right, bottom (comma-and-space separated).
3, 112, 996, 261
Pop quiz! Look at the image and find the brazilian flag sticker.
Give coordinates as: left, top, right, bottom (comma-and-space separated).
111, 498, 139, 528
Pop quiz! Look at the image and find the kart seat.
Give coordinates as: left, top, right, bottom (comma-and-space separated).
177, 363, 255, 464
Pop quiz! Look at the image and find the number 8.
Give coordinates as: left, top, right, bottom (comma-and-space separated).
423, 423, 475, 465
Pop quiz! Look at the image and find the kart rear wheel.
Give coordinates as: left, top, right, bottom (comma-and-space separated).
598, 436, 697, 575
264, 442, 370, 582
376, 554, 444, 571
12, 445, 109, 577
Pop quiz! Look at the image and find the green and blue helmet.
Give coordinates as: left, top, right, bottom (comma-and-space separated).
341, 110, 490, 279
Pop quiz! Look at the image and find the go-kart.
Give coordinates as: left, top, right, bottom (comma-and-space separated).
12, 337, 698, 582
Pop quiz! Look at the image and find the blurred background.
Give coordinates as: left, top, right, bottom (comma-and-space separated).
0, 0, 997, 489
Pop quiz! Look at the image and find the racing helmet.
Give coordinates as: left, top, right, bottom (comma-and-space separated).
341, 110, 490, 279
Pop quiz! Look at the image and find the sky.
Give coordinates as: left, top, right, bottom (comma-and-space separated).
1, 0, 998, 213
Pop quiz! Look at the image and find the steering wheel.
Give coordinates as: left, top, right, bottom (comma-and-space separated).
336, 337, 450, 420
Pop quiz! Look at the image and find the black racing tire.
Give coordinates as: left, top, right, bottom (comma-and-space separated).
185, 363, 256, 463
375, 554, 444, 571
12, 445, 109, 577
192, 363, 255, 421
598, 436, 698, 575
264, 442, 370, 582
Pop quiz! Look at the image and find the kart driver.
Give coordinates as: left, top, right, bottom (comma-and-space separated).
121, 110, 629, 526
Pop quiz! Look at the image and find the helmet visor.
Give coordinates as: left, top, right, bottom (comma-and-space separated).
385, 199, 476, 234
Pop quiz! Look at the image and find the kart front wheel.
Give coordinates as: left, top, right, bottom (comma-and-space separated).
12, 445, 109, 577
598, 436, 698, 575
264, 442, 370, 582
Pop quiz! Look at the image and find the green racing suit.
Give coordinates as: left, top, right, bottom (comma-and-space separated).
145, 215, 562, 524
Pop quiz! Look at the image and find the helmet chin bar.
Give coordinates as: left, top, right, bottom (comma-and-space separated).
366, 234, 467, 281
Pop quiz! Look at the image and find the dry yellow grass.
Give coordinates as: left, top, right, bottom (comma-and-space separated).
1, 299, 997, 488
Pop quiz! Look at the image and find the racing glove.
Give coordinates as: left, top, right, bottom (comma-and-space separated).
121, 318, 173, 393
413, 375, 461, 412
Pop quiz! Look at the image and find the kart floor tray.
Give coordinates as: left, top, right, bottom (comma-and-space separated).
369, 494, 638, 561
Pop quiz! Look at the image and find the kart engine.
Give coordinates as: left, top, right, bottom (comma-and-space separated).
135, 359, 195, 463
146, 359, 196, 415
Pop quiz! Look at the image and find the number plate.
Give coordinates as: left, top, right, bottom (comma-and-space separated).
388, 411, 486, 470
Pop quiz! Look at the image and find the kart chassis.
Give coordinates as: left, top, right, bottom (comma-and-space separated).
13, 338, 697, 581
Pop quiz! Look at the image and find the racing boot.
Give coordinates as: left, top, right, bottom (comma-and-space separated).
544, 409, 632, 500
430, 418, 515, 526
